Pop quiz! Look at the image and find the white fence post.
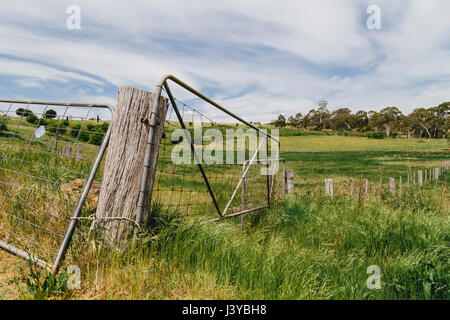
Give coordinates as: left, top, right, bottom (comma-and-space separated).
325, 179, 334, 198
418, 170, 423, 187
76, 143, 83, 161
284, 170, 294, 195
434, 167, 440, 180
389, 178, 395, 194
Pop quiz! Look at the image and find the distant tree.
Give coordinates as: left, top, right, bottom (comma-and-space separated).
369, 107, 402, 137
307, 101, 331, 131
26, 114, 39, 125
408, 108, 433, 138
274, 114, 287, 128
330, 108, 352, 131
44, 109, 57, 119
294, 112, 303, 131
287, 116, 296, 128
16, 108, 33, 117
352, 111, 369, 131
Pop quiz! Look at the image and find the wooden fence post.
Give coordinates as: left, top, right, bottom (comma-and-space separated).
418, 170, 423, 187
434, 167, 440, 181
284, 170, 294, 195
96, 87, 168, 247
349, 178, 354, 198
364, 179, 369, 198
76, 143, 83, 161
324, 179, 333, 198
389, 178, 395, 194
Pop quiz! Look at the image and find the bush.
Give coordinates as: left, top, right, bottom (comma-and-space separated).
100, 122, 109, 133
16, 108, 33, 117
0, 120, 8, 134
44, 109, 57, 119
88, 128, 104, 146
391, 131, 398, 139
366, 131, 387, 139
70, 124, 89, 142
47, 120, 67, 134
26, 114, 39, 125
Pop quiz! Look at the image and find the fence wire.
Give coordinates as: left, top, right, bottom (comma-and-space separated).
150, 85, 280, 223
0, 100, 113, 270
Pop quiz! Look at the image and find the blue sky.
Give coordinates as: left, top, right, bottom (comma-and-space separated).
0, 0, 449, 122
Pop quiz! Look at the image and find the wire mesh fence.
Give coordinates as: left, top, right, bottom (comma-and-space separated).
148, 78, 281, 224
0, 100, 113, 270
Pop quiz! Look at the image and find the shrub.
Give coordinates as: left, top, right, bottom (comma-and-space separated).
0, 120, 8, 134
100, 122, 109, 133
26, 114, 39, 125
16, 108, 33, 117
366, 131, 387, 139
44, 109, 57, 119
47, 120, 67, 134
88, 128, 104, 146
70, 124, 89, 142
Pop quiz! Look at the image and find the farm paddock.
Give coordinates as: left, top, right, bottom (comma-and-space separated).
0, 132, 449, 300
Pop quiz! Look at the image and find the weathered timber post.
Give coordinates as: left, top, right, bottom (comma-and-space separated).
379, 177, 383, 201
76, 143, 83, 161
96, 87, 168, 247
389, 178, 395, 194
349, 178, 354, 198
418, 170, 423, 187
434, 167, 440, 181
324, 179, 333, 198
284, 170, 294, 195
364, 179, 369, 198
399, 176, 402, 191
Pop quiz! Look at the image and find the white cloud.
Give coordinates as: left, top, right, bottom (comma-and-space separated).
0, 0, 448, 122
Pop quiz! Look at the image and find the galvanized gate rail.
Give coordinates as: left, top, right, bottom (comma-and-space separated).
0, 99, 114, 272
138, 75, 280, 225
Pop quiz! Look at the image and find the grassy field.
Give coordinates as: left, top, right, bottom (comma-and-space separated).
0, 130, 449, 300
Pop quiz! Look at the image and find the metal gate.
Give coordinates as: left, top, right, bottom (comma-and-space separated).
0, 100, 114, 272
140, 75, 281, 225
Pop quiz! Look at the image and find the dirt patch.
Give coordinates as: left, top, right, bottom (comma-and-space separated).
0, 250, 20, 300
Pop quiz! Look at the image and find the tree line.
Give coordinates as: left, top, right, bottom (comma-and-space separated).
272, 101, 450, 139
0, 108, 108, 145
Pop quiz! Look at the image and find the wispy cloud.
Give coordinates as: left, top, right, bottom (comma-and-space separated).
0, 0, 448, 122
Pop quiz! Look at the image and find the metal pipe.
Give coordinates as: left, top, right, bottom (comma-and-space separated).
52, 105, 115, 273
156, 75, 279, 143
135, 85, 164, 228
164, 82, 222, 217
222, 135, 267, 216
0, 240, 50, 271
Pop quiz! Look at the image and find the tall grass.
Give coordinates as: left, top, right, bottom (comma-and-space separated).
68, 184, 449, 300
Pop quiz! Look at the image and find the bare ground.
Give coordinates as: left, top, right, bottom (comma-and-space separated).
0, 250, 20, 299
